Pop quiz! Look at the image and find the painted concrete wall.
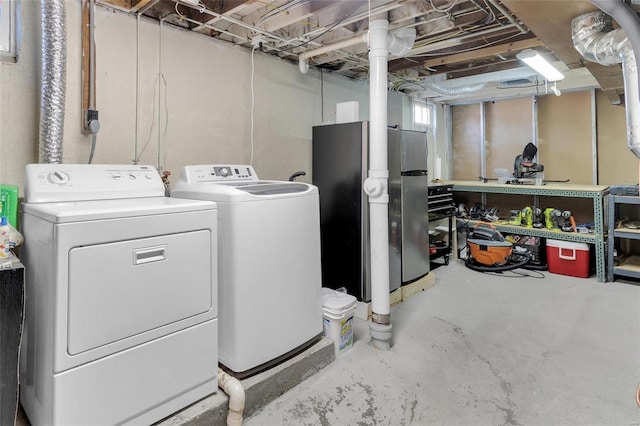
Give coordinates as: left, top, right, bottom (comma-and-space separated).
0, 1, 414, 194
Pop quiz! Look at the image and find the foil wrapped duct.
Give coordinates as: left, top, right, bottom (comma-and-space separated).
39, 0, 66, 164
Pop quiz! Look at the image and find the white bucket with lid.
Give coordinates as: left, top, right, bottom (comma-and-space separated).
321, 288, 357, 357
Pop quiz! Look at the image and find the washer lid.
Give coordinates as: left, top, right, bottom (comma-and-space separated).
172, 180, 317, 202
22, 197, 216, 223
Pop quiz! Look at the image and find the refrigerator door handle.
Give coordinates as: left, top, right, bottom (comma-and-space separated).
401, 170, 428, 177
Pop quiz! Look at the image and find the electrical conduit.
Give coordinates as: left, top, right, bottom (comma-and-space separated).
218, 368, 245, 426
573, 11, 640, 157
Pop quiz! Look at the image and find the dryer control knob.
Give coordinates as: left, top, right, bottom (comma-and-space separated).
48, 171, 69, 185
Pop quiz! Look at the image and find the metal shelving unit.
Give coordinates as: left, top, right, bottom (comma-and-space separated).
607, 195, 640, 281
448, 181, 609, 282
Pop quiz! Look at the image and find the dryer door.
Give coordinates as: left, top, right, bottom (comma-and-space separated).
67, 230, 212, 355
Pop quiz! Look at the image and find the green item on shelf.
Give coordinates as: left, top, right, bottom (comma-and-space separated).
0, 184, 19, 228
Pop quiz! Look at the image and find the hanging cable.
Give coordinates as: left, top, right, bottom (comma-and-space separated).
161, 74, 169, 171
250, 45, 257, 166
88, 134, 97, 164
136, 75, 159, 164
134, 13, 140, 164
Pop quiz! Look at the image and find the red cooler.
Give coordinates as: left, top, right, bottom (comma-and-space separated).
546, 239, 590, 278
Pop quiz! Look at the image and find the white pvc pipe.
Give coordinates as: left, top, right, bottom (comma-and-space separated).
299, 33, 369, 61
298, 33, 368, 74
366, 20, 392, 349
218, 368, 245, 426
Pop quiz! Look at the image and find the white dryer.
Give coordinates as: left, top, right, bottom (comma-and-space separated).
20, 164, 218, 426
172, 165, 322, 377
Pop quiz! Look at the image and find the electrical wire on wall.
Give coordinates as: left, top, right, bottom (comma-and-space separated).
250, 45, 257, 166
135, 75, 160, 164
134, 18, 169, 170
84, 0, 100, 164
134, 13, 140, 164
161, 73, 169, 172
88, 134, 97, 164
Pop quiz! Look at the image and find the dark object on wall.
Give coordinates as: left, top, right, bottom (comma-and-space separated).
0, 254, 24, 426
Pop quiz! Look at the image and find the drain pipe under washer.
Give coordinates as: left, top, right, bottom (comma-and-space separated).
218, 368, 245, 426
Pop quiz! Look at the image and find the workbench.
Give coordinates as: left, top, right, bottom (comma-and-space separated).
447, 181, 609, 282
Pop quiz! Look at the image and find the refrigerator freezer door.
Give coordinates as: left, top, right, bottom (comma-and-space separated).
387, 129, 402, 292
401, 130, 428, 173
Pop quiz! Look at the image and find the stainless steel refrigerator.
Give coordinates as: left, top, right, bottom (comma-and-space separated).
312, 121, 430, 301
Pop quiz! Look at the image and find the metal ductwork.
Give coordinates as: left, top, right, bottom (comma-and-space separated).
573, 10, 640, 158
39, 0, 67, 164
386, 27, 416, 57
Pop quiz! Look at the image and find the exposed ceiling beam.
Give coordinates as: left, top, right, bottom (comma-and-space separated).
423, 37, 544, 68
131, 0, 158, 14
445, 58, 522, 79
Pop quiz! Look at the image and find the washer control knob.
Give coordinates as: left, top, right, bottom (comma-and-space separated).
112, 173, 122, 180
129, 173, 137, 180
219, 168, 229, 177
145, 173, 153, 180
48, 171, 70, 184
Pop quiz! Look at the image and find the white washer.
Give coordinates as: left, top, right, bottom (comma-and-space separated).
172, 165, 322, 377
20, 164, 218, 426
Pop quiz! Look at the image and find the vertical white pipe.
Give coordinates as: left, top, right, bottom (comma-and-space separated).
366, 19, 392, 350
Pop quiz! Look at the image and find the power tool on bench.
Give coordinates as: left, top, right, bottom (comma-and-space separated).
520, 206, 533, 227
532, 207, 544, 228
560, 210, 577, 232
544, 208, 561, 230
512, 142, 544, 184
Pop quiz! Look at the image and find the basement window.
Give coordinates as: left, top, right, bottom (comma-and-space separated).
413, 99, 433, 131
0, 0, 17, 61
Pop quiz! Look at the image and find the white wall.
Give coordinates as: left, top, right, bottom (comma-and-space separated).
0, 1, 412, 193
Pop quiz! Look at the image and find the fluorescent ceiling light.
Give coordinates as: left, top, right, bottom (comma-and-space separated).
516, 49, 565, 82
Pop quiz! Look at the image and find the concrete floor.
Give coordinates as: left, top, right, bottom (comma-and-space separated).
15, 260, 640, 425
244, 261, 640, 426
